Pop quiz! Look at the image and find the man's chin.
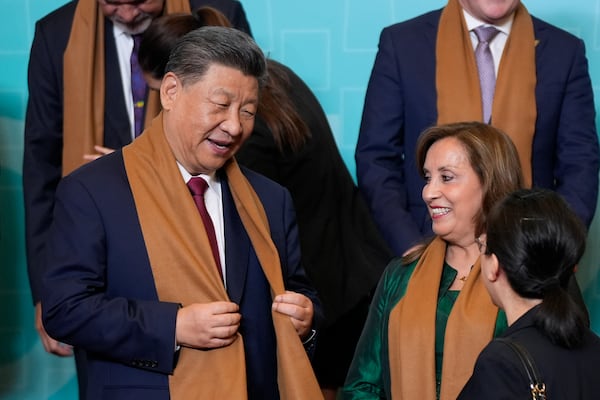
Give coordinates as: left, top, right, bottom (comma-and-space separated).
112, 17, 152, 35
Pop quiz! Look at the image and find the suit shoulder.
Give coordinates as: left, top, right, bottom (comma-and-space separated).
236, 167, 294, 220
532, 15, 585, 45
34, 1, 76, 45
238, 165, 293, 206
36, 1, 76, 27
63, 151, 126, 187
191, 0, 241, 14
189, 0, 251, 35
383, 8, 442, 35
240, 165, 285, 191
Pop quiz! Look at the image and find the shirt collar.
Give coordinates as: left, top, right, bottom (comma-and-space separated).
177, 162, 219, 191
112, 20, 129, 38
462, 9, 514, 37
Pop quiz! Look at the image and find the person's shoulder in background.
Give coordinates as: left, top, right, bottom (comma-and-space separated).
190, 0, 252, 36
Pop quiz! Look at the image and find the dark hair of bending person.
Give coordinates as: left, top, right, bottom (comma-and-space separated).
484, 188, 588, 348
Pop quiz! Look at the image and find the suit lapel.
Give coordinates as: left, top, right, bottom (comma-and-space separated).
532, 17, 545, 53
221, 176, 249, 304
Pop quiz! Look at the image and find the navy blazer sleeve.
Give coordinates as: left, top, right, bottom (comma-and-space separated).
538, 34, 599, 227
23, 5, 72, 304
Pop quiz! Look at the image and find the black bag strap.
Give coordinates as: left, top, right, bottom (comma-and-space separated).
496, 338, 547, 400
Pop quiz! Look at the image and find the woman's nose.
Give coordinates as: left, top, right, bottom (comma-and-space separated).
422, 180, 440, 201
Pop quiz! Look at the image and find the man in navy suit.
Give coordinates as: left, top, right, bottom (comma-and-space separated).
355, 0, 599, 256
42, 26, 322, 399
23, 0, 251, 362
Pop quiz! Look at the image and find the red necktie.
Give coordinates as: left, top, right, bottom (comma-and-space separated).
187, 177, 223, 280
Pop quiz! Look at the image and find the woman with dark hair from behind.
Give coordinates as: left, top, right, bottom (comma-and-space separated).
139, 8, 394, 399
458, 188, 600, 399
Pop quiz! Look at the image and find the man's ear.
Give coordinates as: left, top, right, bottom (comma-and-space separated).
160, 72, 180, 111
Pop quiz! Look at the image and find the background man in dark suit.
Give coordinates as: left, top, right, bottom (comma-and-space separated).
41, 26, 322, 400
355, 0, 599, 257
23, 0, 251, 360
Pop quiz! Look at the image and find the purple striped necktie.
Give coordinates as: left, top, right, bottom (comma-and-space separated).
473, 26, 500, 123
130, 34, 147, 137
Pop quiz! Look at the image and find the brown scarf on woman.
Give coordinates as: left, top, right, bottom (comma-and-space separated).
122, 113, 322, 399
388, 237, 498, 400
62, 0, 190, 176
436, 0, 536, 186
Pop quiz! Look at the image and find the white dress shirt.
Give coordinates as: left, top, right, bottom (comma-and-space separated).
112, 24, 137, 140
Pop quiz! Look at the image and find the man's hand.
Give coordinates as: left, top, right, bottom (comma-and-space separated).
175, 302, 241, 349
83, 145, 115, 161
272, 291, 314, 338
35, 302, 73, 356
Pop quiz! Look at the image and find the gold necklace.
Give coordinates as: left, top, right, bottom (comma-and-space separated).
457, 265, 474, 283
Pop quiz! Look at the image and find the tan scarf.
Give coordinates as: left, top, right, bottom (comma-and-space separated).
436, 0, 536, 186
122, 113, 322, 399
388, 237, 498, 400
62, 0, 190, 176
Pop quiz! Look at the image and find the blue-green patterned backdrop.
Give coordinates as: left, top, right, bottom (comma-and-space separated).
1, 1, 599, 398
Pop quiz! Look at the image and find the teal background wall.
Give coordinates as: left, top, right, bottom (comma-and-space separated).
1, 1, 598, 398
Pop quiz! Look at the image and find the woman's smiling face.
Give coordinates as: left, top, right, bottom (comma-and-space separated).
422, 137, 484, 246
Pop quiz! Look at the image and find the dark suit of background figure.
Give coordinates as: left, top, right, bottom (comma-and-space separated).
355, 8, 599, 256
42, 150, 322, 400
458, 306, 600, 399
24, 0, 251, 307
235, 60, 393, 387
